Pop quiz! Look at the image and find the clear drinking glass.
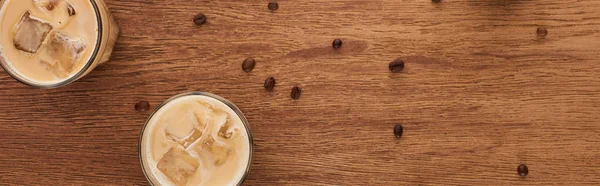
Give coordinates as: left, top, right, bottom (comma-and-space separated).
0, 0, 119, 88
138, 92, 254, 186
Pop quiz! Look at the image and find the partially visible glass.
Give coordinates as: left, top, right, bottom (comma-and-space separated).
138, 92, 254, 186
0, 0, 119, 88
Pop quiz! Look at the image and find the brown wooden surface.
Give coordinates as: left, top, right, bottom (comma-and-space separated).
1, 0, 600, 185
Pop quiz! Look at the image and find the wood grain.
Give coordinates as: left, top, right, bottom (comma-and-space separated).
1, 0, 600, 185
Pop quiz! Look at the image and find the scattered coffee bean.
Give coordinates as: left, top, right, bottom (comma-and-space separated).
268, 1, 279, 11
537, 27, 548, 37
264, 77, 276, 91
394, 124, 403, 139
242, 58, 256, 72
135, 101, 150, 112
291, 86, 301, 100
389, 59, 405, 72
332, 39, 343, 49
193, 13, 206, 25
517, 164, 529, 176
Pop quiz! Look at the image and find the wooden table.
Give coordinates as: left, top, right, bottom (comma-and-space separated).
1, 0, 599, 185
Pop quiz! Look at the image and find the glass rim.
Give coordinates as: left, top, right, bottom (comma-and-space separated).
0, 0, 103, 89
138, 92, 254, 186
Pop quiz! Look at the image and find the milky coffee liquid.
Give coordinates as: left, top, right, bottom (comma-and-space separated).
140, 95, 251, 186
0, 0, 118, 86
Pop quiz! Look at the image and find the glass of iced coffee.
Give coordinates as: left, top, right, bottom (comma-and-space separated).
139, 92, 254, 186
0, 0, 119, 88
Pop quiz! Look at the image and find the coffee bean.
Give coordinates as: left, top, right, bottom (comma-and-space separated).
517, 164, 529, 176
193, 13, 206, 25
389, 59, 405, 72
332, 39, 343, 49
394, 124, 403, 139
268, 1, 279, 11
537, 27, 548, 37
264, 77, 276, 91
242, 58, 256, 72
291, 86, 301, 100
135, 101, 150, 112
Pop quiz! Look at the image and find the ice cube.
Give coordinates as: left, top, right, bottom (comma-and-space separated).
194, 102, 216, 126
34, 0, 74, 15
67, 4, 76, 16
37, 31, 85, 76
34, 0, 76, 27
195, 136, 232, 166
165, 110, 207, 148
165, 116, 195, 140
193, 110, 208, 130
39, 59, 68, 78
194, 101, 236, 140
166, 128, 203, 149
182, 128, 203, 147
34, 0, 60, 10
218, 117, 235, 139
12, 11, 53, 53
157, 148, 200, 186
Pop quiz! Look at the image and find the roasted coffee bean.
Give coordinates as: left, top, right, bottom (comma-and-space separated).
537, 27, 548, 37
291, 86, 301, 100
332, 39, 342, 49
194, 13, 206, 25
518, 164, 529, 176
135, 101, 150, 112
264, 77, 276, 91
389, 59, 405, 72
268, 1, 279, 11
394, 124, 403, 139
242, 58, 256, 72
